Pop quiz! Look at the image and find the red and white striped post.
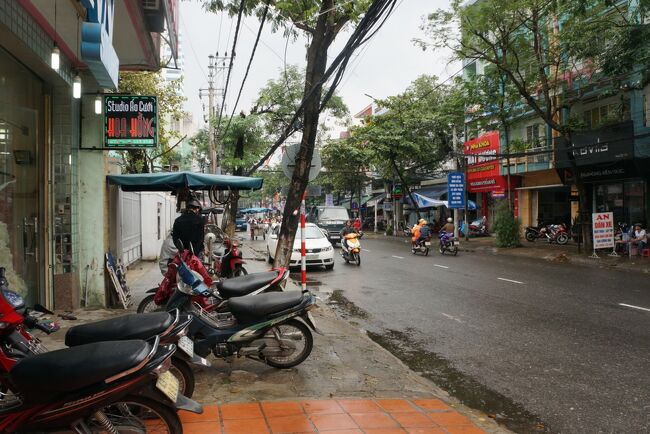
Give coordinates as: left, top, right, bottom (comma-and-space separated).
300, 191, 307, 291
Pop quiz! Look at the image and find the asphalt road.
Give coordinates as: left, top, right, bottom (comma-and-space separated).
301, 236, 650, 434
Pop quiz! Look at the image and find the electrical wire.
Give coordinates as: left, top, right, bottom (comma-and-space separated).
180, 13, 209, 82
221, 1, 271, 141
216, 0, 246, 134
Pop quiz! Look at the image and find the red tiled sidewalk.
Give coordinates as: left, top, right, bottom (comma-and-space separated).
180, 398, 486, 434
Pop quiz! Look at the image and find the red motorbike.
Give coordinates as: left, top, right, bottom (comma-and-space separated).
0, 268, 202, 433
137, 246, 290, 314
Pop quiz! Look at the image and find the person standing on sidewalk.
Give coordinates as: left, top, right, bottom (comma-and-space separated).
172, 198, 205, 256
631, 223, 647, 255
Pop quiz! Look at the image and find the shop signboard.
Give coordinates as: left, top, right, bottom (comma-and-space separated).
325, 194, 334, 206
104, 95, 158, 149
447, 172, 465, 208
383, 202, 393, 211
592, 212, 614, 249
555, 121, 635, 168
464, 131, 503, 193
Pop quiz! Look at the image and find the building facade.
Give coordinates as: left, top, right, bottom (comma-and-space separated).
0, 0, 178, 309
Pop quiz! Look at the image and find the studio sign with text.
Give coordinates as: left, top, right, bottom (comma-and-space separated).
104, 95, 158, 149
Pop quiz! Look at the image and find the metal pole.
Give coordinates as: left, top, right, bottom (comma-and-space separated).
300, 192, 307, 291
453, 126, 460, 239
374, 198, 378, 233
464, 156, 469, 242
207, 55, 216, 174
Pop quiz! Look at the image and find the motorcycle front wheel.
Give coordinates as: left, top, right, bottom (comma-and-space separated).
263, 319, 313, 369
92, 395, 182, 434
556, 233, 569, 245
439, 246, 445, 255
233, 266, 248, 277
137, 294, 163, 314
353, 252, 361, 266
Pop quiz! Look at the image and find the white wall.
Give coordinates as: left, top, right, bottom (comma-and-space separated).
140, 192, 176, 260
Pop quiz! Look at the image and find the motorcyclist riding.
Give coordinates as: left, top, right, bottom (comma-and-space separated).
411, 219, 426, 245
441, 217, 455, 235
340, 220, 358, 254
415, 219, 430, 246
172, 198, 205, 256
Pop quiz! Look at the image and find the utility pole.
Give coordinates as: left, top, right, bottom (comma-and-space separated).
199, 52, 231, 174
199, 55, 216, 173
214, 53, 232, 175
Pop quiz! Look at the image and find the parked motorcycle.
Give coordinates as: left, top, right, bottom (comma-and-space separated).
165, 259, 317, 369
412, 236, 431, 256
460, 218, 489, 237
0, 281, 202, 433
138, 246, 289, 314
438, 232, 459, 255
525, 223, 569, 245
341, 232, 362, 266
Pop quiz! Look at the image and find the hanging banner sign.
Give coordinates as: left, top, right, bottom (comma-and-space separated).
104, 95, 158, 149
447, 172, 465, 208
592, 212, 614, 249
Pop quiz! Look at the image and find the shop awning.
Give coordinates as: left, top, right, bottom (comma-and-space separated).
106, 171, 263, 192
515, 184, 565, 191
366, 193, 386, 207
341, 195, 373, 209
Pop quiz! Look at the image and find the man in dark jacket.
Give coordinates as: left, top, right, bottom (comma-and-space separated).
172, 198, 205, 255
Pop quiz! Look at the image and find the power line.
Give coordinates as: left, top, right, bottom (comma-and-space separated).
221, 1, 271, 140
180, 13, 208, 81
215, 0, 246, 173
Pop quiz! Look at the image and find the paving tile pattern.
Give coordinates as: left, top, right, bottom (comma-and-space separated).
180, 398, 486, 434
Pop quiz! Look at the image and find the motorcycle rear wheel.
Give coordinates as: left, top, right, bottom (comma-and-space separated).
424, 248, 429, 256
525, 231, 536, 242
137, 294, 163, 314
169, 357, 195, 399
93, 395, 181, 434
439, 246, 445, 255
264, 319, 313, 369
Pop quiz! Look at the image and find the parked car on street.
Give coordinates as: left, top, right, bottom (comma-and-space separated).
307, 206, 350, 245
266, 223, 335, 270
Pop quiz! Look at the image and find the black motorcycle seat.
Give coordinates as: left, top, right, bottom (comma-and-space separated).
228, 290, 303, 319
11, 340, 151, 396
65, 312, 173, 347
216, 271, 279, 298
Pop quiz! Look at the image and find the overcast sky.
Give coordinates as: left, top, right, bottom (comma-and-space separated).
177, 0, 457, 134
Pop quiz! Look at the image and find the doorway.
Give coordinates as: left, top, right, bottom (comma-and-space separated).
0, 47, 46, 304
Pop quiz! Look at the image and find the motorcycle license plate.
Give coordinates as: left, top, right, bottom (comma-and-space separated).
156, 370, 179, 403
424, 242, 431, 246
178, 336, 194, 357
452, 241, 459, 246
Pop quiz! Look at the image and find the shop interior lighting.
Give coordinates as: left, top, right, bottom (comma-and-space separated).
94, 95, 102, 114
73, 74, 81, 99
51, 46, 60, 71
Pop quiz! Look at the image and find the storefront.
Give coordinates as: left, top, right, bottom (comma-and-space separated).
556, 121, 647, 226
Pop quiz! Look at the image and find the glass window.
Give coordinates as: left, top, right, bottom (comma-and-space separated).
318, 207, 349, 221
595, 181, 646, 225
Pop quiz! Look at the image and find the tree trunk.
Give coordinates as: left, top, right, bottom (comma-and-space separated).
274, 2, 333, 268
391, 159, 421, 221
222, 121, 246, 237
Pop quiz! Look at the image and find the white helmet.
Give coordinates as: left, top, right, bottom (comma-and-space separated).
447, 217, 453, 223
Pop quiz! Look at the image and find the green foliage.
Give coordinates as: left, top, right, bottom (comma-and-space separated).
320, 137, 371, 197
492, 200, 521, 248
116, 72, 186, 173
220, 114, 269, 173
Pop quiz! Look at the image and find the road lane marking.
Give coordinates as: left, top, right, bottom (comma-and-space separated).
497, 277, 524, 284
441, 313, 464, 323
619, 303, 650, 312
392, 255, 404, 259
362, 249, 371, 252
434, 264, 449, 269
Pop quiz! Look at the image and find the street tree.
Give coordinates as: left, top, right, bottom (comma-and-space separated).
205, 0, 396, 268
117, 71, 185, 173
350, 75, 464, 221
420, 0, 639, 250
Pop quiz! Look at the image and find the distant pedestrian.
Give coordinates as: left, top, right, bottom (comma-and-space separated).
353, 218, 361, 232
631, 223, 647, 255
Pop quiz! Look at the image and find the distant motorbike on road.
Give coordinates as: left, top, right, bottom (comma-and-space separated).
438, 232, 459, 256
411, 236, 431, 256
341, 232, 362, 266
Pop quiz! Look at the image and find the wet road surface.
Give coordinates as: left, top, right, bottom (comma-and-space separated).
297, 236, 650, 434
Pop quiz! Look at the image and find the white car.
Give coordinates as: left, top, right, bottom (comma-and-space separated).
266, 223, 335, 270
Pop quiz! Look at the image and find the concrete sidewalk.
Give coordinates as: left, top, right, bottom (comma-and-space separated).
32, 241, 509, 433
363, 231, 650, 273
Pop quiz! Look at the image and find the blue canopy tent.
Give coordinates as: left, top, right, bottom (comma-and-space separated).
412, 192, 479, 210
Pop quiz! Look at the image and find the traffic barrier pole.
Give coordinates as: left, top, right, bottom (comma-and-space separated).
300, 191, 307, 291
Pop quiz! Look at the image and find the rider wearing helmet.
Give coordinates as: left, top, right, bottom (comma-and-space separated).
441, 217, 455, 234
416, 219, 431, 246
411, 218, 426, 244
172, 198, 206, 255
